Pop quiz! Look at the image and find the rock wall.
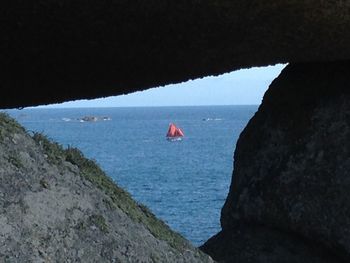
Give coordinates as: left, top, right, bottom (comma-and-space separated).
3, 2, 350, 262
0, 114, 212, 262
2, 1, 350, 108
202, 61, 350, 262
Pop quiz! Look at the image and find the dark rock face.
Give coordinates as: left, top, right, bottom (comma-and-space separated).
0, 114, 212, 262
202, 61, 350, 262
2, 1, 350, 108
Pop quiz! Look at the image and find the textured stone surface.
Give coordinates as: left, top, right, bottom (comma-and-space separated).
202, 61, 350, 262
201, 223, 339, 263
0, 114, 213, 262
2, 0, 350, 108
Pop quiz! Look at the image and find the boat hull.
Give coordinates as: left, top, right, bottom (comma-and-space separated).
166, 137, 183, 142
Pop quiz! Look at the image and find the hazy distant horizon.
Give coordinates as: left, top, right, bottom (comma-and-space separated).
34, 64, 286, 109
32, 104, 261, 109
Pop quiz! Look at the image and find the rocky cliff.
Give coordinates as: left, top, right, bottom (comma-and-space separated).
0, 113, 212, 262
202, 61, 350, 262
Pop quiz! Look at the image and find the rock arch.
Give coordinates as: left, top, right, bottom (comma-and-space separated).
2, 1, 350, 262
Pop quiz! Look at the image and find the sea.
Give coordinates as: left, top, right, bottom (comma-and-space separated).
6, 105, 257, 246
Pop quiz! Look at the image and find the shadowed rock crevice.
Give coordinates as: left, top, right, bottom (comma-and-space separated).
202, 61, 350, 262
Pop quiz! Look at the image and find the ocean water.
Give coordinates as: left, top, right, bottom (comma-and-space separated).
7, 106, 257, 246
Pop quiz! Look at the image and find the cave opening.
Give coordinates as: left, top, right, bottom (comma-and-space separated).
5, 64, 285, 246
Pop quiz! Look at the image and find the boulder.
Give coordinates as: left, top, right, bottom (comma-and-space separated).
202, 61, 350, 262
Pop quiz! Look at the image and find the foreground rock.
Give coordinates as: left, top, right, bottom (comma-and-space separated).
2, 1, 350, 108
0, 114, 212, 262
202, 61, 350, 262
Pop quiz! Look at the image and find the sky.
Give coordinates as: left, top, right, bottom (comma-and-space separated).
40, 64, 286, 108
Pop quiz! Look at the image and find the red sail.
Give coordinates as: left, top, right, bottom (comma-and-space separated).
166, 123, 177, 137
175, 127, 184, 137
166, 123, 184, 137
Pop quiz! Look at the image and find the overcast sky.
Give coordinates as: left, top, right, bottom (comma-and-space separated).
40, 64, 286, 108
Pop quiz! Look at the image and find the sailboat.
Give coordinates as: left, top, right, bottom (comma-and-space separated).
166, 123, 184, 141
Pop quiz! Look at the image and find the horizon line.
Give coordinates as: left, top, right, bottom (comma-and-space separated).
25, 104, 260, 110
